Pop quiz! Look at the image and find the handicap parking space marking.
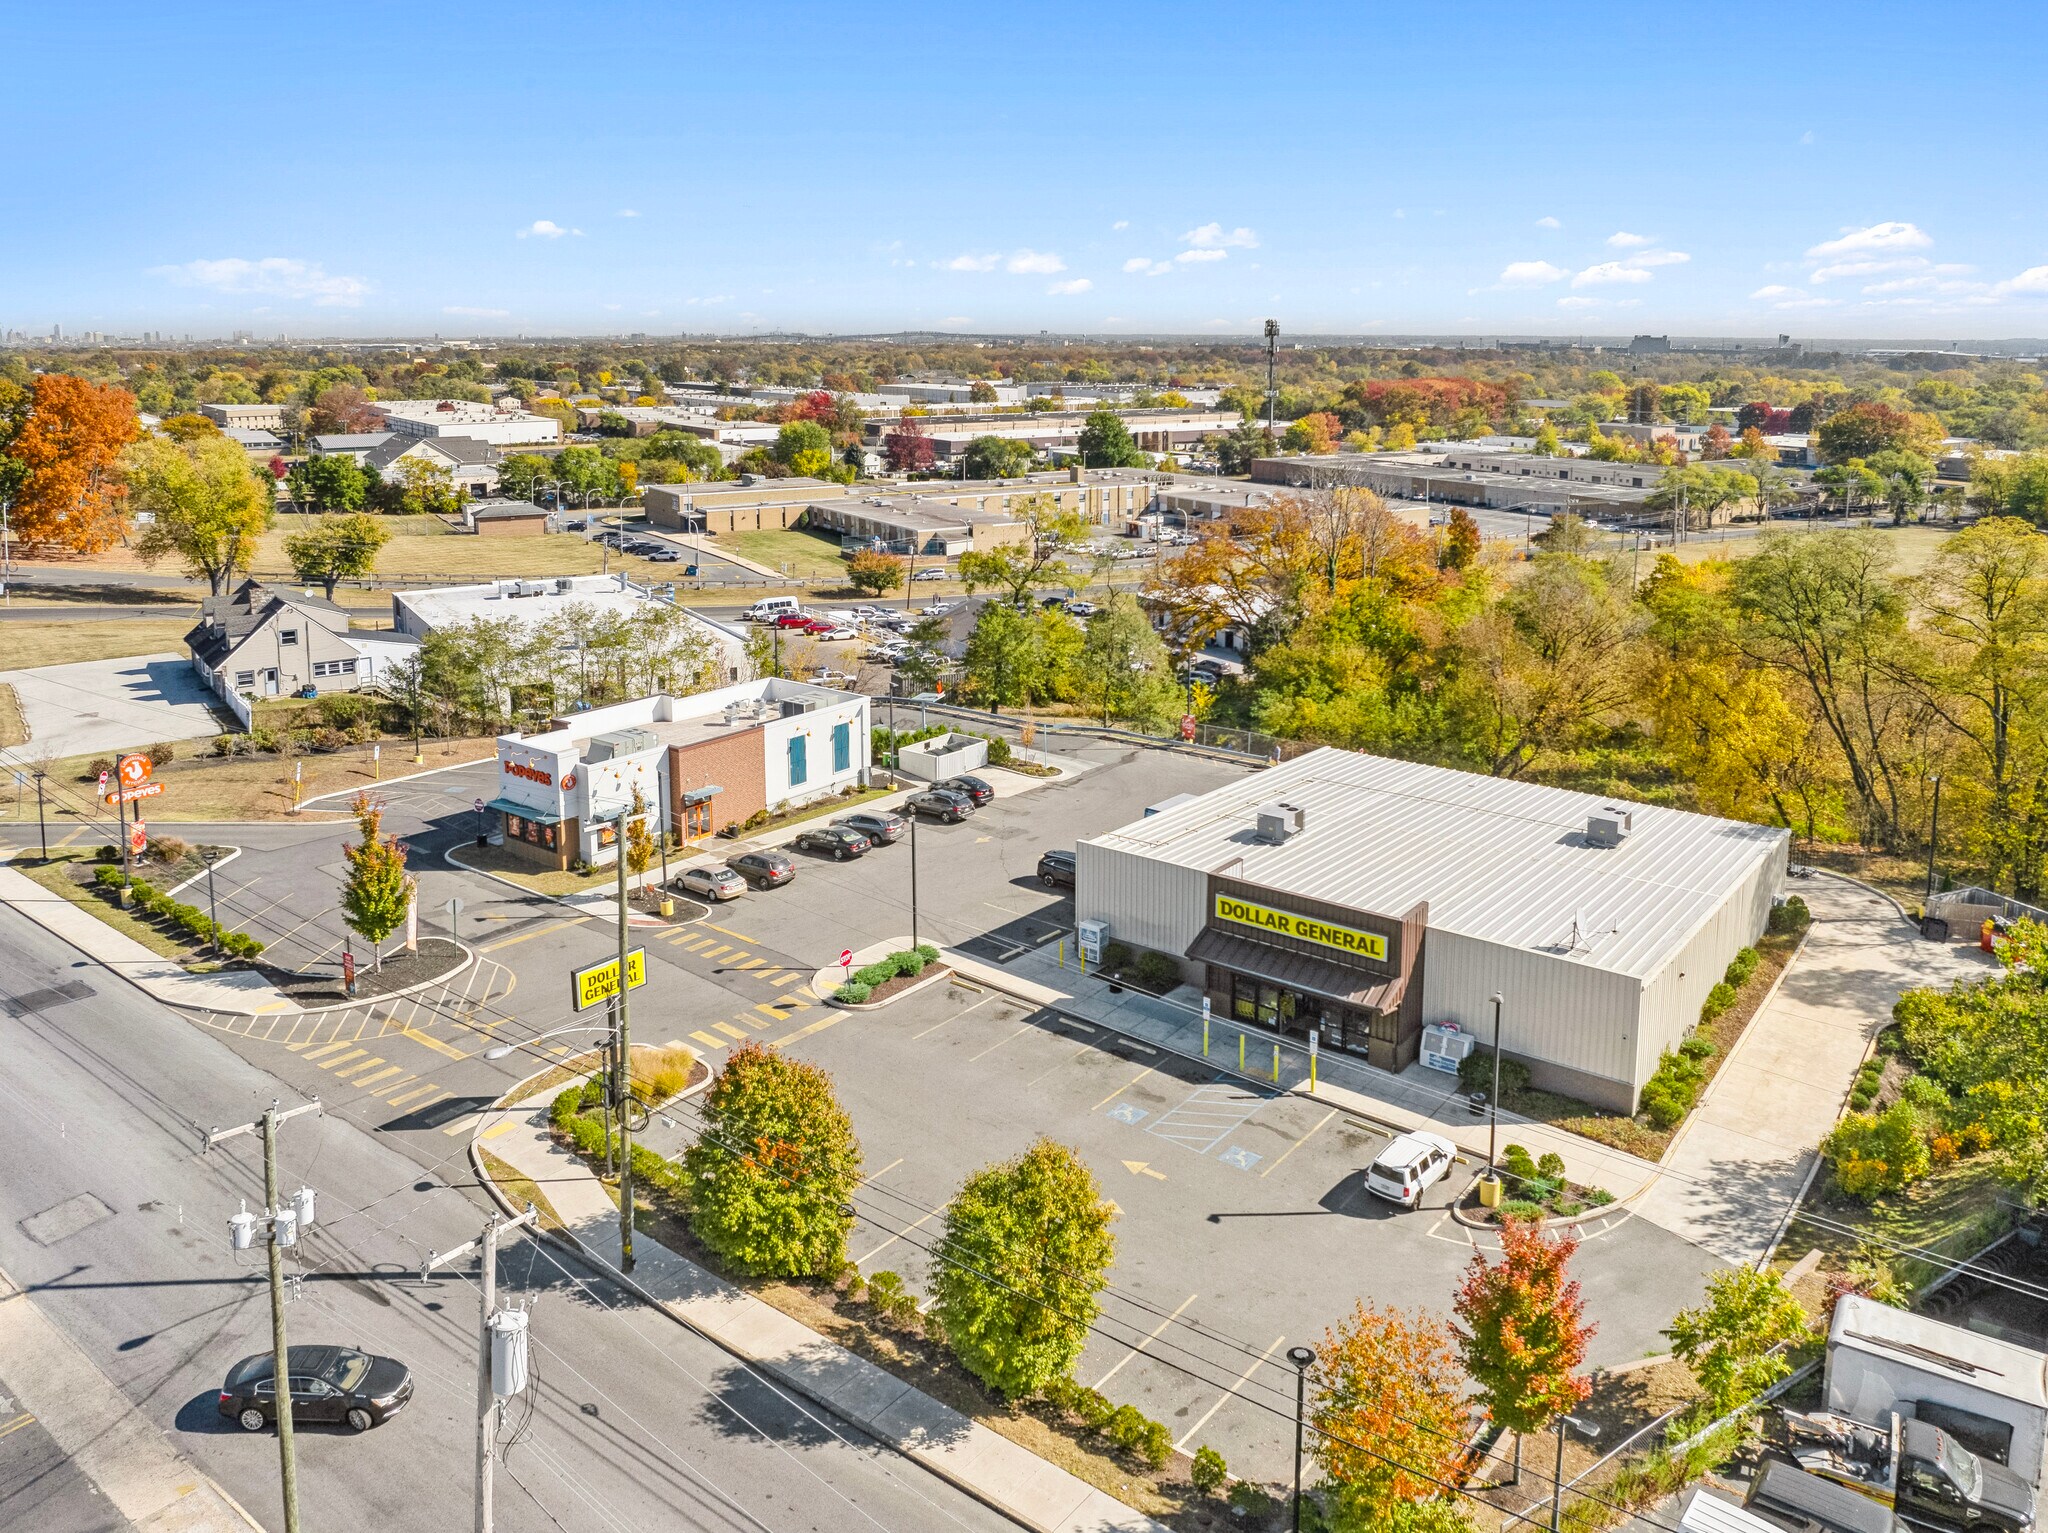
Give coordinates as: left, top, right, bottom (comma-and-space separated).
1146, 1081, 1272, 1155
1217, 1146, 1263, 1172
1106, 1102, 1147, 1126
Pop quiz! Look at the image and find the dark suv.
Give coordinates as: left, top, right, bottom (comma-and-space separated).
905, 788, 974, 823
219, 1345, 413, 1434
939, 774, 994, 807
726, 850, 796, 889
793, 825, 872, 861
1036, 849, 1076, 889
834, 810, 905, 845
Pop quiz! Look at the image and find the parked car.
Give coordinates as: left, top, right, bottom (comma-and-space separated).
219, 1345, 413, 1434
1037, 849, 1076, 888
726, 850, 795, 888
773, 612, 814, 629
939, 774, 994, 807
673, 865, 745, 902
799, 617, 836, 634
810, 668, 856, 685
647, 550, 681, 563
821, 609, 862, 625
1365, 1131, 1457, 1208
905, 787, 974, 822
816, 625, 859, 642
856, 605, 895, 620
793, 825, 872, 860
1066, 600, 1099, 617
911, 566, 949, 581
835, 810, 905, 845
865, 642, 907, 661
565, 518, 587, 531
1039, 594, 1070, 609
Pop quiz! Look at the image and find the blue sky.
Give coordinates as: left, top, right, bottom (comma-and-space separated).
6, 2, 2047, 339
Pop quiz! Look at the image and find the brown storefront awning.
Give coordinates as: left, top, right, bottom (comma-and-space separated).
1186, 928, 1407, 1012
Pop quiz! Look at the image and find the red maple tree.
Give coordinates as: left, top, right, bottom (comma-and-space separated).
1452, 1216, 1594, 1458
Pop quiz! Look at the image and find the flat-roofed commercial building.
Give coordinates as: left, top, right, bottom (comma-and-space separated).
1076, 748, 1787, 1112
642, 478, 852, 534
375, 399, 561, 446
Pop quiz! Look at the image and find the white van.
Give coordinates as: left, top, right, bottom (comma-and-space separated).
742, 596, 801, 623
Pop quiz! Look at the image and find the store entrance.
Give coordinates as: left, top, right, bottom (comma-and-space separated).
1226, 971, 1376, 1059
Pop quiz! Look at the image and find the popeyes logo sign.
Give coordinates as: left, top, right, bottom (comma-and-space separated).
504, 759, 554, 787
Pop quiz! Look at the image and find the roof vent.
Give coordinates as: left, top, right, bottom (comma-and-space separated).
1586, 806, 1633, 848
1255, 801, 1306, 844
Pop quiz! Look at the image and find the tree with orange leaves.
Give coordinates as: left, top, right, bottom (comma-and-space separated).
1309, 1300, 1471, 1527
2, 373, 140, 553
1452, 1216, 1594, 1480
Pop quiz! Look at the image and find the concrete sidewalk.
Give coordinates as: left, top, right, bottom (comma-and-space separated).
0, 860, 300, 1014
475, 1082, 1170, 1533
1634, 874, 1994, 1265
948, 941, 1666, 1205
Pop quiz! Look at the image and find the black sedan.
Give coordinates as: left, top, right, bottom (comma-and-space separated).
219, 1345, 413, 1434
905, 788, 975, 823
834, 810, 905, 845
940, 774, 995, 807
726, 850, 796, 889
792, 825, 872, 861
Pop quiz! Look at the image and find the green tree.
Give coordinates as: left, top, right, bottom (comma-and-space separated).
1866, 448, 1934, 523
1816, 459, 1886, 515
1309, 1302, 1471, 1530
1816, 401, 1941, 464
928, 1138, 1115, 1399
287, 452, 371, 513
773, 420, 832, 478
553, 445, 625, 501
892, 615, 951, 694
283, 513, 392, 599
962, 600, 1041, 715
498, 453, 552, 500
126, 433, 273, 594
681, 1042, 862, 1277
377, 651, 433, 756
339, 793, 415, 971
623, 785, 656, 877
388, 455, 464, 516
1971, 453, 2048, 527
1452, 1217, 1593, 1475
1646, 464, 1753, 530
1213, 420, 1274, 474
1665, 1268, 1812, 1417
846, 548, 906, 597
1077, 597, 1181, 729
957, 492, 1091, 604
1078, 410, 1145, 468
1441, 506, 1481, 570
1532, 421, 1561, 456
962, 434, 1033, 480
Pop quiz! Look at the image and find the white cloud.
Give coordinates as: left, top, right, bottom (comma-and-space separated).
1625, 249, 1690, 268
518, 219, 582, 239
1556, 296, 1600, 309
1048, 278, 1093, 295
1121, 256, 1153, 273
1181, 223, 1259, 250
148, 256, 369, 307
941, 316, 971, 325
1606, 231, 1652, 248
1773, 297, 1840, 309
681, 295, 731, 305
942, 253, 999, 272
1805, 221, 1931, 259
1005, 249, 1065, 274
1999, 266, 2048, 295
1175, 248, 1229, 264
1571, 261, 1654, 288
1497, 260, 1566, 287
443, 305, 509, 318
1111, 220, 1129, 231
1535, 215, 1561, 229
617, 209, 640, 218
1800, 130, 1815, 145
1811, 256, 1926, 283
1751, 284, 1800, 299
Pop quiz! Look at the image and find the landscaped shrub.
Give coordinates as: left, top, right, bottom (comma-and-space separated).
1724, 947, 1760, 988
1640, 1048, 1706, 1129
1769, 895, 1811, 934
865, 1269, 920, 1326
1900, 1074, 1949, 1114
1700, 982, 1738, 1022
633, 1045, 696, 1104
1497, 1198, 1545, 1222
914, 943, 939, 964
893, 949, 926, 977
1679, 1035, 1717, 1063
86, 757, 112, 781
982, 733, 1013, 765
212, 734, 239, 757
1133, 950, 1181, 990
1101, 939, 1133, 972
1536, 1150, 1565, 1181
1822, 1100, 1931, 1200
1500, 1144, 1539, 1185
1457, 1049, 1531, 1100
550, 1087, 581, 1128
146, 835, 191, 864
93, 864, 124, 890
314, 693, 372, 730
311, 727, 348, 752
853, 960, 895, 987
1191, 1445, 1229, 1497
833, 980, 873, 1004
147, 741, 175, 766
567, 1113, 609, 1160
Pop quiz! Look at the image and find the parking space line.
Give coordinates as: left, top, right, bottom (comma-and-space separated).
1259, 1108, 1339, 1178
861, 1157, 905, 1184
1093, 1064, 1158, 1112
1174, 1334, 1286, 1451
967, 1022, 1033, 1062
852, 1209, 937, 1267
385, 1084, 444, 1108
1092, 1293, 1199, 1389
351, 1066, 405, 1090
690, 1031, 726, 1049
479, 919, 585, 953
714, 1023, 748, 1040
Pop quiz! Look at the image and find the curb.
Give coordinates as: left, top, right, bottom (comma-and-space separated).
821, 964, 955, 1010
442, 843, 705, 926
261, 940, 479, 1018
162, 844, 242, 899
1442, 1170, 1632, 1235
296, 752, 496, 811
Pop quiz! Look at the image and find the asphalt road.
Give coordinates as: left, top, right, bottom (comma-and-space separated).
0, 1362, 122, 1533
0, 907, 1022, 1533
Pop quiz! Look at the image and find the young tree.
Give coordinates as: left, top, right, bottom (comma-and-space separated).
389, 456, 463, 516
1214, 420, 1274, 474
962, 434, 1033, 480
1452, 1217, 1594, 1477
1441, 507, 1482, 570
287, 452, 372, 514
962, 599, 1041, 715
929, 1138, 1115, 1399
3, 373, 140, 553
846, 548, 906, 597
1665, 1268, 1811, 1418
882, 415, 935, 473
497, 452, 552, 500
377, 651, 433, 756
773, 420, 832, 477
1078, 410, 1145, 468
624, 785, 657, 877
681, 1042, 863, 1277
339, 793, 415, 971
283, 513, 392, 599
127, 433, 273, 594
957, 493, 1092, 604
1310, 1301, 1471, 1530
1077, 598, 1181, 729
307, 384, 380, 434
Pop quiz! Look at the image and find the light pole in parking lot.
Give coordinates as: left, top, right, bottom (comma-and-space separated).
908, 801, 920, 953
1286, 1344, 1316, 1533
1488, 992, 1504, 1175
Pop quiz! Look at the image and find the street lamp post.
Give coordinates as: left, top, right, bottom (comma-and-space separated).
1925, 773, 1943, 906
1488, 992, 1504, 1174
1551, 1415, 1599, 1533
202, 848, 221, 957
1286, 1344, 1316, 1533
32, 768, 46, 860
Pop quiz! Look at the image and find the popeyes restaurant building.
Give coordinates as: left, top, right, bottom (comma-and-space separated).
1075, 747, 1786, 1114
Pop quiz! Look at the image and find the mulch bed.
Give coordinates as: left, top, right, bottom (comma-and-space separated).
853, 963, 952, 1004
258, 936, 468, 1003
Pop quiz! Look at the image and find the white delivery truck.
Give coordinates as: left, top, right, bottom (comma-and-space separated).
1827, 1296, 2048, 1491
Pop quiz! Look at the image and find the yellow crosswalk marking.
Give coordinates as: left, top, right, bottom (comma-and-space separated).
385, 1084, 444, 1109
352, 1066, 404, 1090
300, 1041, 354, 1061
706, 921, 761, 945
724, 951, 750, 965
769, 972, 801, 987
441, 1113, 484, 1137
365, 1074, 417, 1098
399, 1025, 469, 1061
736, 958, 769, 971
700, 944, 732, 960
332, 1055, 386, 1078
754, 1002, 793, 1021
714, 1022, 748, 1040
682, 936, 717, 951
480, 1119, 519, 1141
318, 1049, 371, 1072
690, 1030, 725, 1049
769, 1011, 847, 1049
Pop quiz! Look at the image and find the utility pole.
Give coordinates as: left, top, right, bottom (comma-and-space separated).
613, 807, 636, 1273
206, 1099, 323, 1533
422, 1205, 538, 1533
1263, 319, 1279, 446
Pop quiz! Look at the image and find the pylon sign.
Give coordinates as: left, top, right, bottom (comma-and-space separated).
118, 754, 152, 787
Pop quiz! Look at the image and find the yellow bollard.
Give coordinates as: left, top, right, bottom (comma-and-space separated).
1058, 938, 1064, 969
1202, 1015, 1210, 1057
1238, 1033, 1246, 1071
1272, 1043, 1280, 1083
1310, 1051, 1317, 1092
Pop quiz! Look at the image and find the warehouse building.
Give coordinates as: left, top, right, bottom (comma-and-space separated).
1075, 749, 1788, 1112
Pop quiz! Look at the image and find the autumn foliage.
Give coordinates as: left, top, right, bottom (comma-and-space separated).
1309, 1301, 1471, 1524
1342, 377, 1507, 430
882, 414, 935, 472
5, 373, 140, 552
1451, 1217, 1593, 1437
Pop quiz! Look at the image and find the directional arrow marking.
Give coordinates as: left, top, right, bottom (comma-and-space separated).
1120, 1160, 1166, 1181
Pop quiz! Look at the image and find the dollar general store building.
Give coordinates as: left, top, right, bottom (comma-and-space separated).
1075, 748, 1789, 1114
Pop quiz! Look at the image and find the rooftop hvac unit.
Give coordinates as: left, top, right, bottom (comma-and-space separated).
585, 727, 657, 763
1586, 806, 1634, 848
1255, 801, 1306, 844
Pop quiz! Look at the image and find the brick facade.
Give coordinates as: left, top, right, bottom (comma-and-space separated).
670, 729, 767, 837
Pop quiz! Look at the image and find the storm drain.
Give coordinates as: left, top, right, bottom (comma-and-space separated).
22, 1192, 115, 1246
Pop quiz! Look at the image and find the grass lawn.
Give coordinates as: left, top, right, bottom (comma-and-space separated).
13, 851, 192, 959
712, 527, 858, 583
452, 842, 620, 897
251, 516, 690, 585
1773, 1158, 2015, 1302
477, 1149, 566, 1231
0, 618, 199, 670
1648, 521, 1954, 575
0, 736, 495, 824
